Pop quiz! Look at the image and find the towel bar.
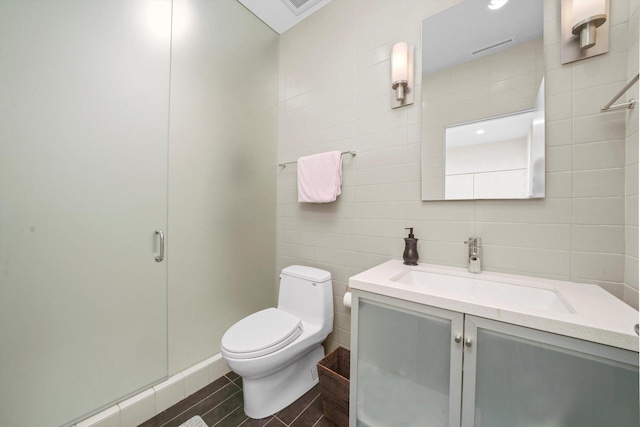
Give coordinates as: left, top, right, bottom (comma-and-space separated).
601, 73, 639, 112
278, 150, 356, 168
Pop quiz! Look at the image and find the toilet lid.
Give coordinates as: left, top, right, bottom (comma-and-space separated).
221, 308, 302, 359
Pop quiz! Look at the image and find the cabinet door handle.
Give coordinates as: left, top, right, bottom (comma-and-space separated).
465, 338, 473, 348
454, 335, 462, 343
155, 230, 165, 262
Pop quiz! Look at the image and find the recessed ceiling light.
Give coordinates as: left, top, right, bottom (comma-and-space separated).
476, 129, 485, 135
488, 0, 509, 10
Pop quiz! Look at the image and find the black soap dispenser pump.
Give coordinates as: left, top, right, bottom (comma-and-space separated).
403, 227, 419, 266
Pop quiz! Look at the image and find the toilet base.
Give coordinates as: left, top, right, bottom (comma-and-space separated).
242, 345, 325, 419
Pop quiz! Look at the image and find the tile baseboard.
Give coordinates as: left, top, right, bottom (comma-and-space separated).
74, 354, 230, 427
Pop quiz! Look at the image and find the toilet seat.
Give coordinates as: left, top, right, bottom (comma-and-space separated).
221, 308, 302, 359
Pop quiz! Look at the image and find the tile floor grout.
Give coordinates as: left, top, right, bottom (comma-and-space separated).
196, 380, 242, 426
207, 389, 243, 427
283, 395, 321, 427
141, 371, 337, 427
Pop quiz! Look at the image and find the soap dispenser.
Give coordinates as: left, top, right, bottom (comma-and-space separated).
403, 228, 419, 265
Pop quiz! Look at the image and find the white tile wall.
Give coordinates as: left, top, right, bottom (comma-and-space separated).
276, 0, 639, 351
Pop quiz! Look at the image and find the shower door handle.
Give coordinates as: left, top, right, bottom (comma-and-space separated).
155, 230, 165, 262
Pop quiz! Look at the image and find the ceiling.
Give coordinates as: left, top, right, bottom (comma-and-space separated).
237, 0, 332, 34
238, 0, 543, 72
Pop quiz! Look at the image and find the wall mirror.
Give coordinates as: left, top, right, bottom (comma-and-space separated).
421, 0, 545, 201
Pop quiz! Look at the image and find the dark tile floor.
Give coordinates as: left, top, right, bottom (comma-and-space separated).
139, 371, 338, 427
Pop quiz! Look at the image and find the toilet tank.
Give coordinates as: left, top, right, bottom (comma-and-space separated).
278, 265, 333, 328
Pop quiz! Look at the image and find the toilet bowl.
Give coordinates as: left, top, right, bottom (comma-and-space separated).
220, 265, 334, 419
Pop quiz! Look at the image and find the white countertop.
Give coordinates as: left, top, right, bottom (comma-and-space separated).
349, 260, 639, 352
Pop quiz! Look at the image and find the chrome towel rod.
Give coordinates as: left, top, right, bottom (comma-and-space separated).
601, 73, 639, 112
278, 150, 356, 168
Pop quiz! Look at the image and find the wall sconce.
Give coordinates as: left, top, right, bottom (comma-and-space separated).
391, 42, 414, 109
572, 0, 607, 49
561, 0, 609, 64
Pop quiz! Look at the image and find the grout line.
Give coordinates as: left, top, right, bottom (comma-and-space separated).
236, 414, 274, 427
310, 415, 325, 427
211, 407, 242, 427
203, 389, 244, 426
273, 415, 287, 425
162, 381, 239, 427
224, 373, 238, 382
283, 394, 322, 426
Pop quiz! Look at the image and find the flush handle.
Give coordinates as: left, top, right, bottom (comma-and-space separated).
155, 230, 165, 262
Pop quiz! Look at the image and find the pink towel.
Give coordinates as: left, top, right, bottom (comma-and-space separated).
297, 151, 343, 203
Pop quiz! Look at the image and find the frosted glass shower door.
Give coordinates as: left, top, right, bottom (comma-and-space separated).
0, 1, 171, 426
351, 294, 464, 427
461, 316, 639, 427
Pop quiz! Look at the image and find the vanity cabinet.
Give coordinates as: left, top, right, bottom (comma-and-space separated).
350, 291, 639, 427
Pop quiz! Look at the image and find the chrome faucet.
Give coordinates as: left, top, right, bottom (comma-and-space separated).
464, 237, 482, 273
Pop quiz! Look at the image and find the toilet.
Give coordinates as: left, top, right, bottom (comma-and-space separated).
220, 265, 334, 419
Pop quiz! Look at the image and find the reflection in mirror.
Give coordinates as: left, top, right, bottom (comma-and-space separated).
445, 80, 544, 199
421, 0, 545, 201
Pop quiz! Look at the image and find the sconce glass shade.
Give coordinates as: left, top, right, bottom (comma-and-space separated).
571, 0, 607, 49
391, 42, 409, 101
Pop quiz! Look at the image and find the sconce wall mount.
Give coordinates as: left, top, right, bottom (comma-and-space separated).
561, 0, 610, 64
391, 42, 414, 109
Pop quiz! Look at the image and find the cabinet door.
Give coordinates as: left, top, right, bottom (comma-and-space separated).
461, 316, 639, 427
351, 293, 464, 427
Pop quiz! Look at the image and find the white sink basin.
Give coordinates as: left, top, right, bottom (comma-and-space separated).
348, 260, 639, 351
393, 270, 574, 313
